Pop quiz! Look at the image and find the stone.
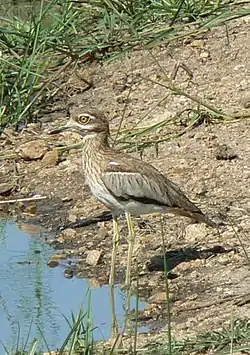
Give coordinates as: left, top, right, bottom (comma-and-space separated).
97, 225, 109, 239
78, 246, 86, 255
86, 250, 102, 266
55, 236, 66, 244
190, 39, 205, 48
41, 150, 59, 167
0, 182, 15, 195
50, 253, 67, 260
64, 269, 74, 279
60, 228, 77, 241
215, 144, 237, 160
47, 259, 59, 268
88, 278, 101, 288
200, 50, 210, 59
68, 213, 77, 222
18, 140, 48, 160
25, 123, 42, 133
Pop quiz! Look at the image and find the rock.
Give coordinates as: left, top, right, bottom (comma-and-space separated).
86, 250, 102, 266
25, 123, 42, 133
215, 144, 237, 160
54, 236, 66, 244
68, 213, 77, 222
60, 228, 77, 241
200, 50, 210, 59
50, 253, 67, 260
18, 140, 48, 160
64, 249, 74, 256
185, 223, 208, 243
41, 150, 59, 167
97, 225, 109, 239
47, 259, 59, 268
190, 39, 205, 48
64, 269, 74, 279
78, 246, 86, 255
0, 182, 15, 196
88, 278, 101, 288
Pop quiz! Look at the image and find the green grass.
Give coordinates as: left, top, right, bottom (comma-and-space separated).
136, 319, 250, 355
1, 1, 250, 353
0, 0, 80, 129
5, 316, 250, 354
3, 304, 95, 355
0, 0, 249, 131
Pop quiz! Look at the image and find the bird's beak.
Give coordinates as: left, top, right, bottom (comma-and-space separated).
49, 126, 69, 134
49, 119, 81, 135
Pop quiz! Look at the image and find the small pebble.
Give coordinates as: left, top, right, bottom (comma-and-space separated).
215, 144, 237, 160
86, 250, 102, 266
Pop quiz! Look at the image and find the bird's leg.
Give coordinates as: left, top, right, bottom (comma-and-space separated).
125, 212, 135, 289
123, 212, 135, 332
109, 215, 119, 337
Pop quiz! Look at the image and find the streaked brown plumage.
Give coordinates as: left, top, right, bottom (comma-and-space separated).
61, 106, 216, 228
52, 105, 217, 332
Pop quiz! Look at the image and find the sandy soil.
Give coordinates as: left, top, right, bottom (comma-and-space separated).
1, 15, 250, 347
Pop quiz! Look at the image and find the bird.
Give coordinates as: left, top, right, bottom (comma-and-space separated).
51, 104, 217, 334
52, 105, 217, 271
51, 105, 217, 278
52, 106, 216, 226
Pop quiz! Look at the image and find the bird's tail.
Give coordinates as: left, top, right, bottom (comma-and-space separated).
169, 207, 218, 228
190, 211, 218, 228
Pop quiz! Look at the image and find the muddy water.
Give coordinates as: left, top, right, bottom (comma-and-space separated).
0, 221, 147, 352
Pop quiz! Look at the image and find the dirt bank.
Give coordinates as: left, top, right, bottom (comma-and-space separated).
1, 16, 250, 344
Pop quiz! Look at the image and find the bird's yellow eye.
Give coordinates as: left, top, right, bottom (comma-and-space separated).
77, 114, 90, 124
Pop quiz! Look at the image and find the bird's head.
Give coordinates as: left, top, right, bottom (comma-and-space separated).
50, 106, 109, 137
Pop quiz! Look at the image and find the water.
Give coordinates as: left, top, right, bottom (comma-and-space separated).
0, 221, 147, 352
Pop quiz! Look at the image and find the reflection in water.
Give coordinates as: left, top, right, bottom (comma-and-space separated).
0, 222, 147, 352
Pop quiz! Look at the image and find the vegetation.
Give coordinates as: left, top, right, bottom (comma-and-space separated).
0, 0, 249, 131
4, 315, 250, 354
1, 0, 250, 354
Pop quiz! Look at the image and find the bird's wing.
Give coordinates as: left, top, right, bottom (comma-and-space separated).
102, 156, 201, 213
101, 153, 217, 227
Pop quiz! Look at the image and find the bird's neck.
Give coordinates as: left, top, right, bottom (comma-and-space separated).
82, 131, 109, 162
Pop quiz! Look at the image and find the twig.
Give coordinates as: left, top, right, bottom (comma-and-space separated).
0, 196, 47, 204
144, 76, 234, 119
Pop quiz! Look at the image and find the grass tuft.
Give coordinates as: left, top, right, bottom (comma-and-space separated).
1, 0, 249, 130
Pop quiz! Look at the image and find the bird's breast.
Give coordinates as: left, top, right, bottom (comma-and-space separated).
84, 164, 123, 214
